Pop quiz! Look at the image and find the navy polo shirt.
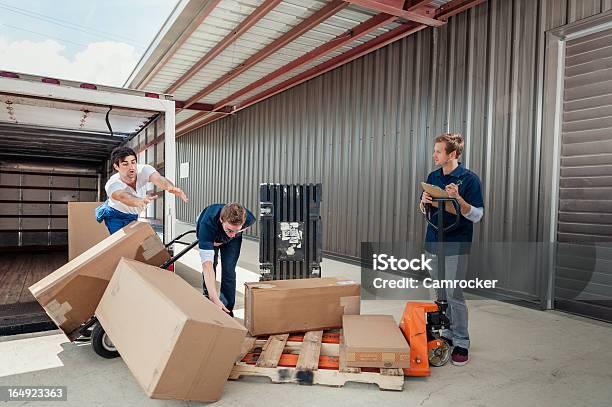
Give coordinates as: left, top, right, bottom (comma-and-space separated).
423, 163, 483, 253
196, 204, 256, 251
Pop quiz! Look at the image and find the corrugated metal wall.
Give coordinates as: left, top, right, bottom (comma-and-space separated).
176, 0, 612, 261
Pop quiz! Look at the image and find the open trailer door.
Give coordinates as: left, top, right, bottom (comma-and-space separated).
0, 71, 176, 334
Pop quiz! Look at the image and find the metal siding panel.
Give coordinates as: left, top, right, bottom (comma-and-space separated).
434, 23, 449, 134
568, 0, 602, 23
516, 0, 541, 241
466, 3, 489, 240
333, 68, 345, 253
565, 67, 612, 89
566, 31, 612, 54
565, 44, 612, 67
451, 10, 469, 135
346, 65, 359, 252
543, 0, 568, 30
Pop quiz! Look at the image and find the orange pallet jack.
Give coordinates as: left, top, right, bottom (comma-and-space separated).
399, 196, 460, 376
399, 300, 452, 376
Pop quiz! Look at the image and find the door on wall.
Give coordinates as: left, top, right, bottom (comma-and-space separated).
555, 27, 612, 322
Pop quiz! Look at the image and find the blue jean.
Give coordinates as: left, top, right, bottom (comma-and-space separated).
427, 253, 470, 349
95, 201, 138, 234
202, 235, 242, 311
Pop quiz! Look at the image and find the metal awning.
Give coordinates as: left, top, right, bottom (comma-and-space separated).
126, 0, 485, 137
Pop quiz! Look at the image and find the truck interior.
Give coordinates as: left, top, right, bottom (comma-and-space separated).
0, 72, 174, 335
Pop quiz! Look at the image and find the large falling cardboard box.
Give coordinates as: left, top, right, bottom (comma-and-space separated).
68, 202, 109, 260
29, 221, 170, 340
97, 258, 247, 402
244, 277, 361, 336
343, 315, 410, 369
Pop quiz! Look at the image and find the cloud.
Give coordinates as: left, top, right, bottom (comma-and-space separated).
0, 37, 139, 87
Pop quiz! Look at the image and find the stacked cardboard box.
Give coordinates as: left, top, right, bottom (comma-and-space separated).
343, 315, 410, 369
244, 278, 410, 371
244, 277, 361, 336
97, 258, 247, 402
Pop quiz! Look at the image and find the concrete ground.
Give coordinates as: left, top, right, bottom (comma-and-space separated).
1, 239, 612, 407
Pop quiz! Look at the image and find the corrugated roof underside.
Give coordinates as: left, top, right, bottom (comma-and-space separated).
145, 0, 405, 106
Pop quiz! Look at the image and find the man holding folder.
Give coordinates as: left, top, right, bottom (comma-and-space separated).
419, 133, 484, 366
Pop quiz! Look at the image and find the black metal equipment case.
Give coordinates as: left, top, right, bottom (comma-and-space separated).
259, 183, 322, 281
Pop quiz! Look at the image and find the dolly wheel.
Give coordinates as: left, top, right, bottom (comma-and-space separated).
428, 338, 451, 367
91, 323, 119, 359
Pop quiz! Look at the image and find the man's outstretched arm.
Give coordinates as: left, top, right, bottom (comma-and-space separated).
149, 171, 188, 203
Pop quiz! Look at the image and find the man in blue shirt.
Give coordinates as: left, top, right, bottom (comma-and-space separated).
420, 133, 484, 366
196, 203, 256, 315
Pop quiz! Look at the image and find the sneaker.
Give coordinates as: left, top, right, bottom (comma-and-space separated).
451, 346, 469, 366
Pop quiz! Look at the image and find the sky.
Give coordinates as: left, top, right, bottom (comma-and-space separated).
0, 0, 179, 87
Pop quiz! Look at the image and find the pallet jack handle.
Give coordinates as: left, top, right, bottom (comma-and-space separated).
422, 197, 461, 287
423, 198, 461, 239
160, 230, 198, 270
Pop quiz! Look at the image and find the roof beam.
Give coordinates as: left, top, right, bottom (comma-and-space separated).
405, 0, 434, 11
174, 103, 234, 131
177, 112, 226, 136
210, 12, 397, 112
435, 0, 487, 21
173, 100, 235, 112
405, 0, 438, 17
138, 0, 222, 90
174, 101, 214, 111
177, 21, 427, 136
175, 110, 220, 132
343, 0, 444, 26
180, 0, 348, 110
165, 0, 282, 94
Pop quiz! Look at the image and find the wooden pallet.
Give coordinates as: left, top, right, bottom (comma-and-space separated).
229, 329, 405, 391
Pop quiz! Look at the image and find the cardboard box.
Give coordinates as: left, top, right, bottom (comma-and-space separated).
244, 277, 360, 336
29, 221, 170, 340
343, 315, 410, 369
97, 258, 247, 402
68, 202, 109, 260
